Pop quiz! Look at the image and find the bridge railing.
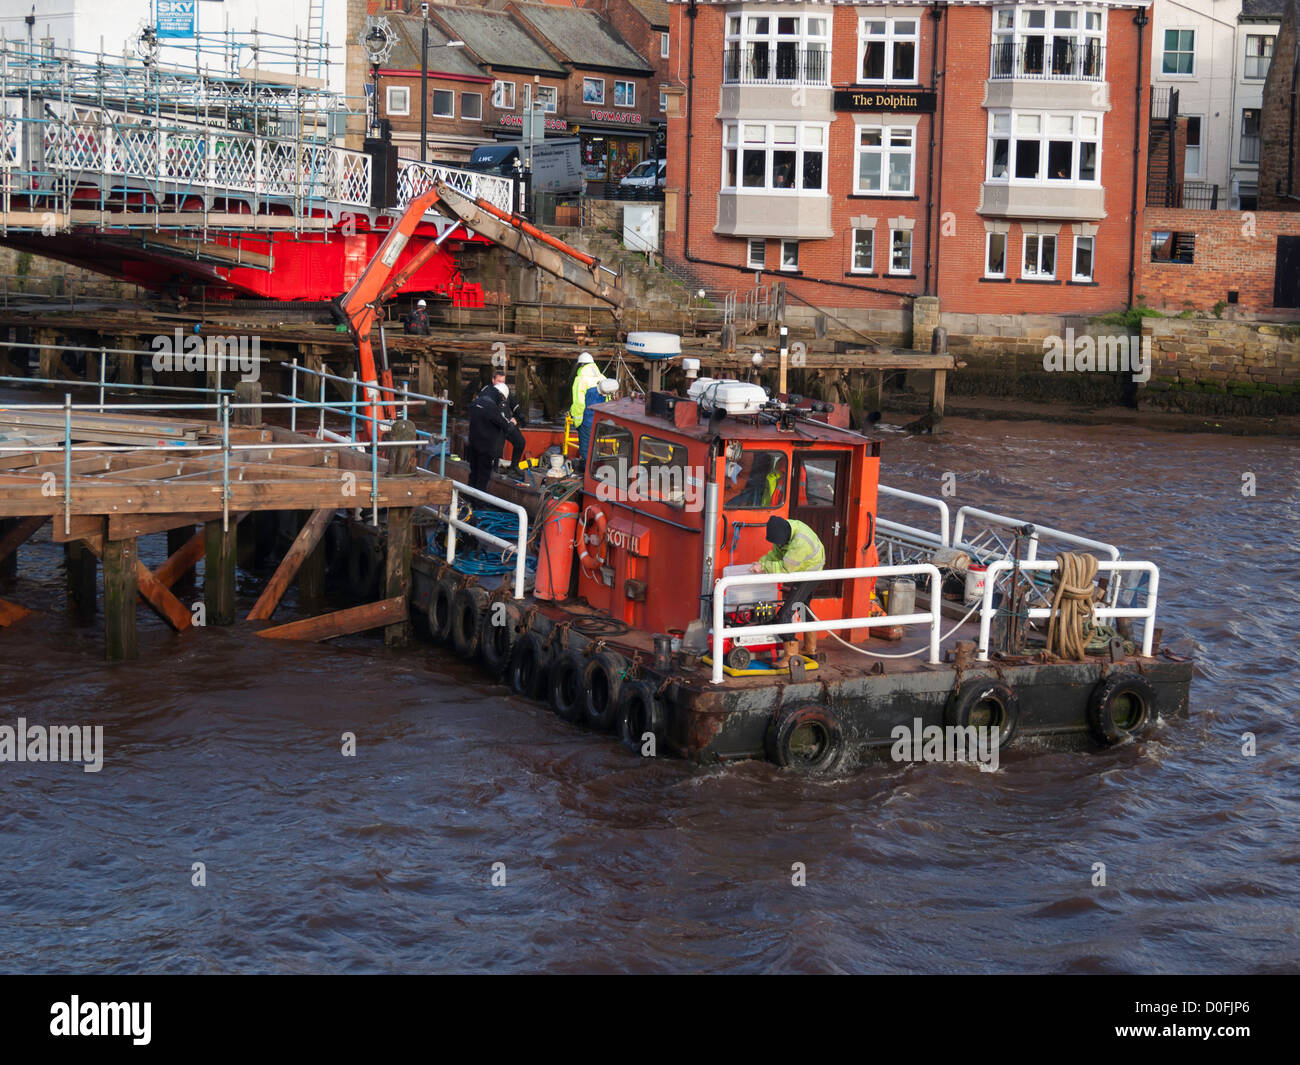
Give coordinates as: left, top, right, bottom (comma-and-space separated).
395, 158, 516, 216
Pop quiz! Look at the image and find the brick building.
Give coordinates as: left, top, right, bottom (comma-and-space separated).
580, 0, 675, 147
663, 1, 1152, 319
1260, 0, 1299, 210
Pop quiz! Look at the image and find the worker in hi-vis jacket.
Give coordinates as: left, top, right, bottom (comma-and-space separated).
751, 515, 826, 667
569, 351, 606, 450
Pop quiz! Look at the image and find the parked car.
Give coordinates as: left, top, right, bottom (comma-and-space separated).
619, 158, 666, 190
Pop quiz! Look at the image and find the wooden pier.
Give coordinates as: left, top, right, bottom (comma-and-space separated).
0, 403, 449, 660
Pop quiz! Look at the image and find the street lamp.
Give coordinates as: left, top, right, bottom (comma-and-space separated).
420, 22, 466, 163
359, 16, 397, 138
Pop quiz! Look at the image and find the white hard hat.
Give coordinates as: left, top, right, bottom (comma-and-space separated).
597, 378, 618, 395
495, 382, 509, 399
417, 299, 427, 307
577, 351, 594, 365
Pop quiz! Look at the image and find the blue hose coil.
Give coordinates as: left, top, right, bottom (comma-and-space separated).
435, 508, 538, 577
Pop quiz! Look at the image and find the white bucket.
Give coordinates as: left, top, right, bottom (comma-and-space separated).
964, 564, 988, 605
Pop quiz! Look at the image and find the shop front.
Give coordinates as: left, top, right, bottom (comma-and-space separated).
575, 110, 650, 182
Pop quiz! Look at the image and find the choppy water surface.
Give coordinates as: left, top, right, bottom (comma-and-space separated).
1, 418, 1297, 973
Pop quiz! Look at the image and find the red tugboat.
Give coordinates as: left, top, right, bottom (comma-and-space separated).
411, 371, 1193, 774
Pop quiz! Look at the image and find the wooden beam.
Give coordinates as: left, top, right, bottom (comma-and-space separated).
0, 515, 47, 568
256, 596, 406, 642
204, 519, 237, 626
134, 559, 194, 631
246, 508, 332, 621
103, 538, 138, 661
384, 421, 417, 649
154, 528, 207, 590
64, 540, 97, 623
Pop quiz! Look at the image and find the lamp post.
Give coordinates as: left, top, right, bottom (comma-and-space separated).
359, 17, 397, 139
420, 29, 466, 164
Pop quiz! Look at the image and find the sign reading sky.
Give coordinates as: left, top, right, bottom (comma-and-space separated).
156, 0, 197, 39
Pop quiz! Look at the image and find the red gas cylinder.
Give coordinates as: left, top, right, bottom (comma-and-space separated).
534, 500, 579, 601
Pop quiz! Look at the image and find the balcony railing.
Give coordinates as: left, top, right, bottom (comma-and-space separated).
1240, 134, 1261, 165
1147, 180, 1220, 210
723, 45, 829, 86
990, 40, 1104, 81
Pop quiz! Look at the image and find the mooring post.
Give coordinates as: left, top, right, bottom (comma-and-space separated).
383, 419, 417, 649
204, 519, 237, 626
103, 537, 138, 661
297, 509, 326, 602
167, 525, 196, 591
65, 540, 97, 623
233, 380, 260, 426
929, 326, 949, 434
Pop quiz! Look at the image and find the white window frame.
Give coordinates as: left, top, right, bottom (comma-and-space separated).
385, 85, 410, 117
659, 90, 667, 113
722, 121, 829, 194
985, 231, 1007, 278
431, 89, 455, 119
1072, 235, 1095, 282
1022, 233, 1057, 279
1161, 27, 1196, 77
614, 80, 636, 108
661, 31, 670, 59
723, 10, 831, 85
747, 238, 765, 270
857, 16, 920, 85
851, 228, 874, 273
492, 80, 515, 110
1244, 34, 1275, 80
991, 6, 1106, 79
889, 229, 913, 275
780, 240, 799, 272
1183, 114, 1203, 179
536, 85, 558, 113
986, 109, 1102, 186
461, 92, 482, 121
855, 123, 916, 196
583, 77, 606, 105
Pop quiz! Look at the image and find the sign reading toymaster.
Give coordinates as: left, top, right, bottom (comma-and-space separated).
834, 89, 936, 114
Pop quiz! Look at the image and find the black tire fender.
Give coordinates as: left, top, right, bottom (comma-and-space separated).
617, 679, 665, 753
548, 650, 588, 723
323, 519, 350, 579
584, 650, 626, 732
427, 572, 460, 644
346, 533, 383, 600
507, 630, 552, 699
946, 678, 1020, 752
479, 600, 523, 676
1087, 671, 1157, 746
766, 704, 845, 774
450, 584, 489, 659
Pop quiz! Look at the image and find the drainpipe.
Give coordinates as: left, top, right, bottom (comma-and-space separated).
924, 5, 944, 295
1129, 9, 1148, 308
681, 0, 913, 301
1289, 42, 1299, 198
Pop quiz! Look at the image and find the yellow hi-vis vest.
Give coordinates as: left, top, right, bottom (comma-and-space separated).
757, 518, 826, 574
570, 363, 606, 422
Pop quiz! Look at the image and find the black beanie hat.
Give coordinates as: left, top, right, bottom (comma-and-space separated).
765, 516, 791, 545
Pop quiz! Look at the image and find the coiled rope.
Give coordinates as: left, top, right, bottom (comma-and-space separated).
1047, 551, 1098, 661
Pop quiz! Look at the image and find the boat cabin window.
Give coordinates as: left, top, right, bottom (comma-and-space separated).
795, 455, 837, 506
590, 419, 634, 488
636, 433, 694, 505
725, 449, 788, 508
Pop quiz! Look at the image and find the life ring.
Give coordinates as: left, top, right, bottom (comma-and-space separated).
617, 679, 665, 753
578, 506, 608, 579
507, 630, 552, 699
1087, 671, 1157, 746
583, 650, 626, 732
479, 599, 522, 676
427, 572, 460, 644
946, 678, 1020, 752
346, 533, 383, 599
766, 704, 845, 774
450, 584, 489, 659
548, 650, 588, 723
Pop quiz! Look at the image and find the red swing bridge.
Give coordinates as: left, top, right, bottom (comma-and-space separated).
0, 38, 517, 306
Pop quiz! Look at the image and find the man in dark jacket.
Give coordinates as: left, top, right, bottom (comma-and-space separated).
466, 377, 525, 492
405, 299, 430, 336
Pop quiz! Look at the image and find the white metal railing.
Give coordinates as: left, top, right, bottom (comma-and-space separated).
877, 484, 951, 548
710, 564, 943, 684
396, 158, 515, 215
976, 559, 1159, 661
434, 482, 530, 600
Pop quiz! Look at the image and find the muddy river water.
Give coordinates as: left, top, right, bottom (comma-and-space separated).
1, 416, 1296, 973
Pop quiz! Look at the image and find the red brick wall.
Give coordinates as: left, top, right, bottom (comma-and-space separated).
665, 4, 1149, 317
1140, 208, 1300, 313
378, 72, 493, 159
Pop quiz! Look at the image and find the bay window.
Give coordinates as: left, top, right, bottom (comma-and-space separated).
856, 124, 915, 195
992, 6, 1104, 79
858, 17, 919, 84
988, 110, 1100, 184
724, 11, 830, 84
723, 121, 827, 193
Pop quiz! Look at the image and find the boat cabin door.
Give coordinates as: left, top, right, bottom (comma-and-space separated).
789, 449, 851, 592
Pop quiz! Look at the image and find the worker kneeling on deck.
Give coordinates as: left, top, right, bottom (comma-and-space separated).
750, 516, 825, 667
579, 377, 619, 462
466, 376, 526, 492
